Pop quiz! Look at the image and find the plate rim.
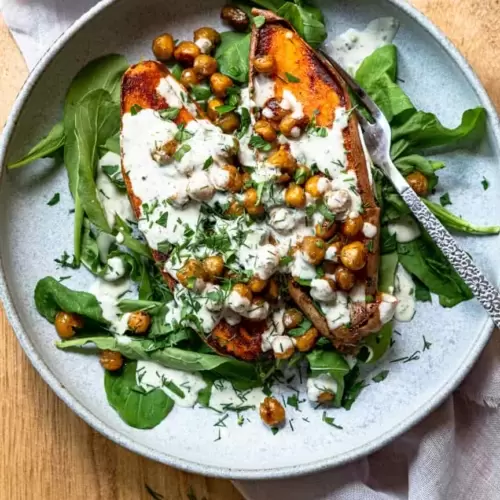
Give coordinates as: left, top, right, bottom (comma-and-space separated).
0, 0, 498, 480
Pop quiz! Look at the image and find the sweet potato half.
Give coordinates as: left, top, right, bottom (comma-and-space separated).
250, 10, 384, 352
120, 61, 266, 361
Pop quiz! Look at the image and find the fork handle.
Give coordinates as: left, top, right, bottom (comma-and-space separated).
396, 181, 500, 326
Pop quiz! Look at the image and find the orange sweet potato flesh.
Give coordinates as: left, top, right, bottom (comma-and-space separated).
120, 61, 265, 361
252, 10, 383, 351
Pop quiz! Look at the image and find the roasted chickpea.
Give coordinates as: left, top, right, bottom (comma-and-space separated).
265, 278, 280, 302
151, 139, 179, 164
340, 241, 367, 271
210, 72, 234, 97
206, 97, 224, 121
315, 221, 337, 240
253, 54, 275, 74
283, 308, 303, 330
406, 171, 429, 196
305, 175, 329, 198
248, 276, 268, 293
222, 165, 243, 193
173, 41, 201, 66
241, 171, 252, 187
254, 119, 277, 142
243, 187, 265, 216
217, 112, 240, 134
334, 266, 356, 291
266, 147, 297, 173
221, 5, 250, 32
232, 283, 253, 302
294, 327, 319, 352
274, 340, 295, 360
302, 236, 326, 265
285, 183, 306, 209
260, 397, 286, 427
203, 255, 225, 281
317, 391, 335, 404
325, 240, 343, 262
194, 27, 221, 49
55, 311, 84, 339
152, 33, 175, 61
100, 350, 124, 371
294, 165, 311, 185
177, 259, 207, 288
180, 68, 200, 88
341, 215, 364, 238
193, 54, 218, 77
226, 199, 244, 217
279, 114, 305, 138
263, 97, 289, 121
127, 311, 151, 335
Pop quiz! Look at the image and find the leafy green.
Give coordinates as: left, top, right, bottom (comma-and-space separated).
34, 277, 105, 323
8, 121, 65, 169
423, 199, 500, 235
288, 318, 313, 337
113, 216, 152, 259
306, 350, 350, 380
100, 131, 120, 156
360, 323, 393, 364
439, 193, 452, 207
341, 366, 367, 410
251, 0, 286, 9
57, 337, 261, 386
372, 370, 389, 383
378, 252, 398, 293
277, 1, 326, 48
105, 362, 174, 429
47, 193, 61, 206
414, 276, 432, 302
215, 32, 251, 83
102, 164, 126, 190
236, 107, 251, 140
397, 235, 473, 307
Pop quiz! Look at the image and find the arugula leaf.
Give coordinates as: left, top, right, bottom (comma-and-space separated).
57, 337, 261, 386
306, 350, 350, 380
277, 2, 326, 48
397, 235, 473, 307
215, 32, 251, 83
341, 366, 367, 410
105, 362, 174, 429
8, 121, 65, 169
34, 276, 105, 323
423, 199, 500, 235
414, 276, 432, 302
190, 84, 211, 101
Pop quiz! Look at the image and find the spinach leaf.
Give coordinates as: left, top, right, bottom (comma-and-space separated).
57, 337, 261, 386
423, 199, 500, 235
113, 215, 152, 260
341, 366, 367, 410
215, 32, 251, 83
277, 1, 326, 48
100, 131, 120, 156
251, 0, 286, 9
34, 276, 105, 323
359, 323, 393, 364
379, 252, 398, 294
397, 235, 473, 307
65, 54, 128, 108
64, 90, 121, 263
118, 299, 165, 315
105, 361, 174, 429
414, 276, 432, 302
8, 121, 65, 169
306, 350, 350, 380
101, 164, 126, 190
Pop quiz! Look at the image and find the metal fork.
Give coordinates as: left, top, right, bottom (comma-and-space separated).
319, 49, 500, 327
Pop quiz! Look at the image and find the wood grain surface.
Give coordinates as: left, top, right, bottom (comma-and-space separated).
0, 1, 499, 498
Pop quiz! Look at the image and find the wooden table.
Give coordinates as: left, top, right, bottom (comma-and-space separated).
0, 1, 498, 498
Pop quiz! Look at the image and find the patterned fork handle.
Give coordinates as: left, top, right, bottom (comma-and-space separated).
394, 171, 500, 327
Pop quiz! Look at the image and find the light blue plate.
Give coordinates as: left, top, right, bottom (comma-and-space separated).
0, 0, 499, 479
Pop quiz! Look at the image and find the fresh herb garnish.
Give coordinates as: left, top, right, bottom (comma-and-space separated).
322, 411, 343, 429
54, 251, 78, 269
102, 164, 126, 190
285, 72, 300, 83
422, 335, 432, 351
253, 15, 266, 28
215, 104, 237, 115
271, 427, 280, 435
130, 104, 142, 115
482, 177, 489, 190
190, 83, 211, 101
236, 107, 251, 139
173, 144, 191, 161
47, 193, 60, 206
159, 107, 180, 120
203, 156, 214, 170
372, 370, 389, 383
439, 192, 452, 207
288, 318, 313, 337
174, 124, 193, 143
249, 134, 273, 152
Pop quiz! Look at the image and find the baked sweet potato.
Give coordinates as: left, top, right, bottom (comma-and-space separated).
250, 10, 392, 352
120, 61, 266, 361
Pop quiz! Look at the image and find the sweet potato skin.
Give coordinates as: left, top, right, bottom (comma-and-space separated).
251, 10, 383, 350
120, 61, 266, 360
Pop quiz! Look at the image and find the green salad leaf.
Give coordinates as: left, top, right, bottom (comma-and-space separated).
100, 131, 121, 156
277, 1, 327, 48
113, 215, 152, 259
306, 350, 350, 380
34, 277, 106, 323
57, 337, 261, 386
105, 361, 174, 429
215, 32, 251, 83
378, 252, 398, 294
8, 121, 65, 169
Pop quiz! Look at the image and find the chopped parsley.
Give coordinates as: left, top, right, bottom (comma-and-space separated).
322, 411, 343, 429
482, 176, 489, 190
285, 72, 300, 83
130, 104, 142, 115
203, 156, 214, 170
174, 124, 193, 143
236, 107, 251, 139
439, 192, 452, 206
249, 134, 273, 152
422, 335, 432, 351
159, 107, 180, 120
253, 15, 266, 28
47, 193, 60, 206
271, 427, 280, 435
173, 144, 191, 161
215, 104, 237, 115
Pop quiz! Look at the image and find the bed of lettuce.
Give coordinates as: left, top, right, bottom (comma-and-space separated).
8, 2, 498, 430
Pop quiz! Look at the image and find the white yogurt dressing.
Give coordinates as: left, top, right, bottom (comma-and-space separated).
103, 256, 128, 282
89, 277, 132, 334
320, 291, 350, 330
136, 360, 207, 407
306, 373, 338, 402
210, 379, 266, 412
393, 264, 416, 322
261, 308, 285, 352
388, 216, 421, 242
253, 74, 275, 108
328, 17, 400, 75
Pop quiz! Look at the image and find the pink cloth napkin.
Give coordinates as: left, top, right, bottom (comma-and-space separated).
2, 1, 499, 498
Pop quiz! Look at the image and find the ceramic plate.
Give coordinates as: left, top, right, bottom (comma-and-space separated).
1, 0, 499, 480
